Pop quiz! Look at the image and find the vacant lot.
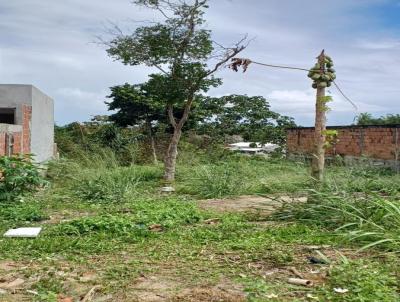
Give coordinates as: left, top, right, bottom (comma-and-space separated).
0, 155, 399, 301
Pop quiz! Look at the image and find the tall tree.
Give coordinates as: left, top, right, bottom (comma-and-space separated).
106, 0, 246, 184
107, 83, 165, 164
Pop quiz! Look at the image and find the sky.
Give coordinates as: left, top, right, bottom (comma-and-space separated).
0, 0, 399, 126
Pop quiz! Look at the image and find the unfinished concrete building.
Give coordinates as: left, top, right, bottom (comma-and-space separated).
0, 84, 54, 162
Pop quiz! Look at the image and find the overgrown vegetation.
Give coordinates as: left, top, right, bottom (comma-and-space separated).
1, 144, 399, 301
356, 112, 400, 125
0, 155, 47, 202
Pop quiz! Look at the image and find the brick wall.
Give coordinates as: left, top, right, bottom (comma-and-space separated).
287, 125, 400, 161
0, 104, 31, 156
22, 104, 31, 154
0, 133, 5, 156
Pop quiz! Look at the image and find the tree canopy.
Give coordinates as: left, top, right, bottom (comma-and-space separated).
356, 113, 400, 125
105, 0, 247, 182
196, 95, 296, 144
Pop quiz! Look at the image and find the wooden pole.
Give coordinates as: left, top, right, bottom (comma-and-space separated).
311, 50, 327, 181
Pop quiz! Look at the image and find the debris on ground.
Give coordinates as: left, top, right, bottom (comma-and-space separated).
4, 227, 42, 238
287, 278, 313, 287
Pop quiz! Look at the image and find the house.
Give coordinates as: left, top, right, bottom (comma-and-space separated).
227, 142, 279, 155
0, 84, 54, 162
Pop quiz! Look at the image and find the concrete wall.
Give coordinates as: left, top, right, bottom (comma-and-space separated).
0, 84, 33, 125
31, 86, 54, 162
0, 84, 54, 162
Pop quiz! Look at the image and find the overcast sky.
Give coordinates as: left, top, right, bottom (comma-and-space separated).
0, 0, 399, 126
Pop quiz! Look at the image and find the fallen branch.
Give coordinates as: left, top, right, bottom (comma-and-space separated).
82, 285, 101, 302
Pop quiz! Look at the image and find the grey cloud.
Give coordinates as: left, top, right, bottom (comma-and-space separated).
0, 0, 398, 126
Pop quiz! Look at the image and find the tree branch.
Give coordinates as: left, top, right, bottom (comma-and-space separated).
167, 104, 177, 129
206, 35, 250, 76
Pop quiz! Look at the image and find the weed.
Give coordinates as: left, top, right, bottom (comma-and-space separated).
0, 203, 48, 223
274, 191, 400, 251
0, 155, 47, 202
319, 260, 399, 301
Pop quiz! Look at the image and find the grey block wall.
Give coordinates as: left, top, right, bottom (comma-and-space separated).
31, 86, 54, 162
0, 84, 33, 125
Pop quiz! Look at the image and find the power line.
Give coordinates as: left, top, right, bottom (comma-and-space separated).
332, 81, 358, 111
239, 59, 359, 113
251, 61, 310, 72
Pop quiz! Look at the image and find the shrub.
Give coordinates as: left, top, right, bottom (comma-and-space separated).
0, 155, 46, 202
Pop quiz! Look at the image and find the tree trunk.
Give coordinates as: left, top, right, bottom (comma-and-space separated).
146, 120, 158, 165
163, 98, 193, 184
164, 125, 182, 183
311, 86, 326, 181
150, 133, 158, 165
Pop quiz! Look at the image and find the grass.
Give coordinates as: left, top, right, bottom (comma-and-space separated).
0, 153, 399, 301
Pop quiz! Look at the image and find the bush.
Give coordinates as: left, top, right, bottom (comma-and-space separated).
0, 155, 46, 202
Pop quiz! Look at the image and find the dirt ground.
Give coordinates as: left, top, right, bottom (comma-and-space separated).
198, 195, 307, 215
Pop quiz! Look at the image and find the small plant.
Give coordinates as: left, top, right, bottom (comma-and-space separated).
53, 214, 148, 236
0, 155, 46, 202
0, 203, 48, 223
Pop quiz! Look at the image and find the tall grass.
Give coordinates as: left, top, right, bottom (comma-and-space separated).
274, 190, 400, 252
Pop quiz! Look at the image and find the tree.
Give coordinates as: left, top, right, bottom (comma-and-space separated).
307, 50, 336, 181
356, 113, 400, 125
107, 83, 165, 164
106, 0, 247, 184
196, 94, 295, 144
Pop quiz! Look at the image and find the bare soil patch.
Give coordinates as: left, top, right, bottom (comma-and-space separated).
198, 195, 307, 215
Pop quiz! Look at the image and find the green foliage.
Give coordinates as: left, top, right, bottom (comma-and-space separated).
178, 157, 310, 198
180, 162, 249, 198
195, 94, 296, 144
106, 0, 223, 112
72, 165, 162, 203
52, 197, 204, 236
319, 260, 399, 302
0, 203, 48, 223
275, 191, 400, 252
55, 122, 142, 165
107, 83, 165, 129
0, 155, 46, 202
356, 112, 400, 125
53, 215, 149, 236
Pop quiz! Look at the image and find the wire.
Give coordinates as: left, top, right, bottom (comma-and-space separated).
247, 59, 359, 113
251, 61, 311, 72
332, 81, 358, 112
